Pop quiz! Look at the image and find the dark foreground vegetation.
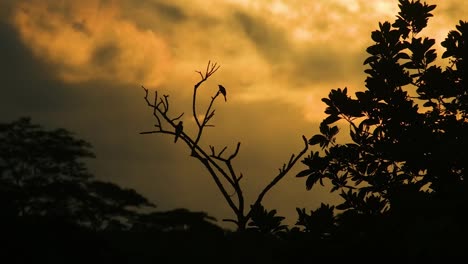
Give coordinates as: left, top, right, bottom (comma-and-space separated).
2, 1, 467, 262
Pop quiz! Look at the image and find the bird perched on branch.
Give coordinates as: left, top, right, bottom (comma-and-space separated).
174, 121, 183, 143
218, 84, 227, 102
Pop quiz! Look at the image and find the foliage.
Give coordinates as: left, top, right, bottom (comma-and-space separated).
295, 203, 335, 237
247, 204, 288, 235
296, 0, 468, 253
0, 117, 154, 229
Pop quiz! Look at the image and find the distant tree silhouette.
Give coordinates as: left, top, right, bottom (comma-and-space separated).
141, 61, 308, 231
0, 117, 238, 263
0, 117, 155, 230
132, 208, 224, 234
297, 0, 468, 255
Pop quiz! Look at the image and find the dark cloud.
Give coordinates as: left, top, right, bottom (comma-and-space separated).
0, 19, 173, 210
0, 1, 14, 19
121, 0, 187, 31
92, 42, 120, 67
233, 9, 367, 88
0, 22, 77, 116
71, 20, 92, 35
149, 1, 187, 22
436, 2, 468, 22
292, 45, 368, 86
234, 11, 290, 62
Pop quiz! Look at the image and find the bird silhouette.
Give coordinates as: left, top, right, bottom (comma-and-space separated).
174, 121, 183, 143
218, 85, 227, 102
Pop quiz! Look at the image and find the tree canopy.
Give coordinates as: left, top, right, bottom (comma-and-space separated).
297, 0, 468, 255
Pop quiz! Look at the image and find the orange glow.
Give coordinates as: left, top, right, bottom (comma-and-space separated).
13, 0, 171, 86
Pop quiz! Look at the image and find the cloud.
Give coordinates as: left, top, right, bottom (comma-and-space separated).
0, 22, 75, 116
234, 11, 290, 63
11, 0, 172, 86
146, 1, 187, 22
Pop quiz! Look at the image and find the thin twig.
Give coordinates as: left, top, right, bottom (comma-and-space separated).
170, 113, 185, 123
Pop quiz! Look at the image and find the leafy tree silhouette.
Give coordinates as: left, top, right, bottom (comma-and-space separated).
140, 61, 308, 231
296, 0, 468, 255
0, 117, 155, 229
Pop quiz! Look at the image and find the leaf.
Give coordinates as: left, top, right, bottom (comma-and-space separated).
380, 21, 391, 32
335, 203, 350, 210
319, 122, 330, 135
425, 49, 437, 64
296, 169, 312, 178
363, 56, 378, 65
306, 173, 320, 190
371, 30, 383, 42
423, 101, 437, 108
427, 4, 436, 12
366, 45, 381, 56
396, 52, 410, 60
308, 134, 327, 146
330, 126, 339, 137
321, 98, 332, 105
323, 115, 341, 125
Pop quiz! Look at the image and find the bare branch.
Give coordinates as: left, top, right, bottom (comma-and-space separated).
288, 154, 295, 165
218, 146, 228, 157
193, 77, 222, 149
204, 110, 216, 125
195, 155, 240, 215
192, 61, 220, 128
140, 131, 158, 134
222, 218, 238, 224
194, 61, 221, 89
159, 97, 168, 113
209, 145, 215, 156
140, 130, 176, 136
163, 95, 170, 113
237, 173, 243, 182
170, 112, 184, 123
228, 142, 241, 160
205, 60, 210, 76
247, 135, 309, 220
225, 161, 244, 217
209, 142, 241, 162
153, 113, 162, 129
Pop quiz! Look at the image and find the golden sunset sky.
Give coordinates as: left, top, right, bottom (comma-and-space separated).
1, 0, 467, 228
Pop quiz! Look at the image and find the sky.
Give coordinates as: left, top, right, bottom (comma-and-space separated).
1, 0, 467, 228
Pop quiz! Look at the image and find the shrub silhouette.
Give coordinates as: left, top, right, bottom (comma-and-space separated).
297, 0, 468, 255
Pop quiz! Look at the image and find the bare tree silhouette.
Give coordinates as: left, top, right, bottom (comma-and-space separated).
140, 61, 308, 230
